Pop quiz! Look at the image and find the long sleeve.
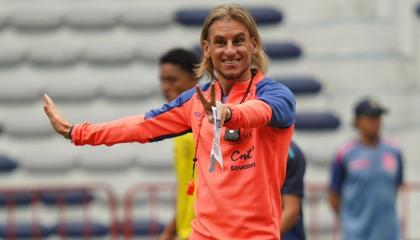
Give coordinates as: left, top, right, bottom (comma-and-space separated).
71, 88, 197, 146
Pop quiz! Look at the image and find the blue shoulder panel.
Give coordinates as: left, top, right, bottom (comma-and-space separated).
256, 78, 296, 128
144, 82, 211, 120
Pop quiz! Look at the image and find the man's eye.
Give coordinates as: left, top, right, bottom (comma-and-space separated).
234, 38, 244, 44
215, 40, 224, 45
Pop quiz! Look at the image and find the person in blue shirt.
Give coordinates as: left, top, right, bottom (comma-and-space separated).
282, 141, 306, 240
328, 97, 404, 240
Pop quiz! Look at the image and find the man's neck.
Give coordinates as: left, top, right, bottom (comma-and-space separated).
216, 70, 252, 95
359, 134, 380, 147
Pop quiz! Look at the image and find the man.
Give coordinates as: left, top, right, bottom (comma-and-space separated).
44, 4, 295, 239
158, 48, 198, 240
282, 141, 306, 240
328, 97, 404, 240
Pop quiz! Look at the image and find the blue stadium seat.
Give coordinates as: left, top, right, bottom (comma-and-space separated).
265, 42, 302, 60
0, 154, 18, 173
274, 76, 322, 95
175, 7, 282, 26
295, 112, 341, 131
123, 219, 164, 236
0, 192, 32, 207
51, 222, 109, 237
41, 190, 94, 206
0, 223, 52, 239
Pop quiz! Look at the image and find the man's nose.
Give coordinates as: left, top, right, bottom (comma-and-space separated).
225, 41, 236, 57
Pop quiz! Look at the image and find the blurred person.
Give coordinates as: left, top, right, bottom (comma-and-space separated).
282, 141, 306, 240
328, 97, 404, 240
44, 4, 295, 239
157, 48, 199, 240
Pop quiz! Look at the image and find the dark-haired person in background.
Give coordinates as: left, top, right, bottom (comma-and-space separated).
328, 97, 404, 240
157, 48, 199, 240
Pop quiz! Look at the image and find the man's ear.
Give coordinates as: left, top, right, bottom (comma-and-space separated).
251, 37, 258, 55
202, 40, 210, 58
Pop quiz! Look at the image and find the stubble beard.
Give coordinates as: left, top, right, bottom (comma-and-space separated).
216, 65, 250, 82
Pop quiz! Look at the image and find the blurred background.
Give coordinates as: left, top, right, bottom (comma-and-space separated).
0, 0, 419, 239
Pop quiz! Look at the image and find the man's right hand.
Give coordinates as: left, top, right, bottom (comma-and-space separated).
43, 94, 72, 139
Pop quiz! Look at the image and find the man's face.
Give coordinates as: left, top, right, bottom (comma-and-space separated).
160, 63, 196, 102
202, 18, 258, 82
355, 115, 382, 139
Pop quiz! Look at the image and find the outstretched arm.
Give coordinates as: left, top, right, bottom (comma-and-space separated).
43, 94, 72, 139
43, 93, 192, 146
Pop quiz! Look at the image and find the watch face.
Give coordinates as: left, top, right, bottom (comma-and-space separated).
224, 129, 241, 141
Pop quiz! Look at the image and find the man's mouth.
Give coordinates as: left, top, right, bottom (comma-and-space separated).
223, 59, 239, 65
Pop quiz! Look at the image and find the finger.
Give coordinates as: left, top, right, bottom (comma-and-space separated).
43, 94, 56, 117
216, 101, 225, 128
210, 82, 216, 107
195, 84, 209, 108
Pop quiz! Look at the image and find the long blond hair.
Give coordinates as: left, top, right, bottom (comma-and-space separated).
195, 4, 270, 80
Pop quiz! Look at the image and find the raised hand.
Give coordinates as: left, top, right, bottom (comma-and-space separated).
43, 94, 72, 139
195, 82, 231, 128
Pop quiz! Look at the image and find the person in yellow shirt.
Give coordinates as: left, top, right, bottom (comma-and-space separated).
157, 48, 199, 240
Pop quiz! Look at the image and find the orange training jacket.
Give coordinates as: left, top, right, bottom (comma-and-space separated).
71, 71, 295, 240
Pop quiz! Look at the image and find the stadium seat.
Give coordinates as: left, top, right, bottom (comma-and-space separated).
27, 45, 81, 68
45, 76, 99, 102
135, 37, 192, 62
7, 9, 62, 32
76, 145, 134, 172
0, 223, 52, 239
83, 43, 134, 66
265, 42, 302, 60
119, 8, 172, 29
1, 103, 53, 137
0, 77, 44, 103
0, 45, 24, 67
135, 140, 173, 170
295, 112, 341, 131
0, 154, 18, 173
0, 192, 32, 207
16, 138, 77, 173
51, 222, 109, 238
274, 76, 322, 95
123, 219, 165, 236
0, 12, 5, 29
175, 7, 282, 26
65, 8, 116, 31
41, 190, 94, 206
101, 76, 159, 100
